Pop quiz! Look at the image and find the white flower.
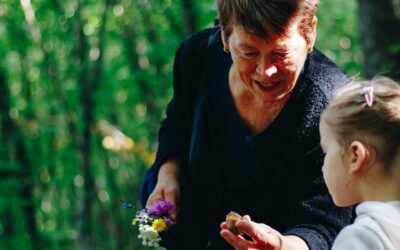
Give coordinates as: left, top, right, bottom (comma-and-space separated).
135, 210, 151, 224
138, 224, 161, 247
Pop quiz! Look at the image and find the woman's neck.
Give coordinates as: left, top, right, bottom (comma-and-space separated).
228, 68, 290, 135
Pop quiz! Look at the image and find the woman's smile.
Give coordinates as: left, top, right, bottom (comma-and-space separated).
254, 80, 283, 90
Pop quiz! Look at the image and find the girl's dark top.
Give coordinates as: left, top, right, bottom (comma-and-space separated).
141, 27, 354, 250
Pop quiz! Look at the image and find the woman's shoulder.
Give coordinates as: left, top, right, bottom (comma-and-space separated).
300, 49, 350, 108
307, 49, 346, 77
305, 49, 349, 93
176, 27, 220, 63
290, 50, 349, 141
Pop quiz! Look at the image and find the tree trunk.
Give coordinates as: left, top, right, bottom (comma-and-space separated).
76, 0, 111, 246
181, 0, 198, 35
73, 1, 93, 246
0, 70, 40, 249
165, 7, 185, 39
357, 0, 400, 80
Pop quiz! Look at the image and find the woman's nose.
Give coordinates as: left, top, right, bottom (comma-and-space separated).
264, 65, 277, 78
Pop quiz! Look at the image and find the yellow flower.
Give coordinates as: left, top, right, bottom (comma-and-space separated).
132, 219, 139, 225
152, 218, 167, 232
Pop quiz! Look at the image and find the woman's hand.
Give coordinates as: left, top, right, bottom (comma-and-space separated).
220, 215, 309, 250
146, 157, 180, 221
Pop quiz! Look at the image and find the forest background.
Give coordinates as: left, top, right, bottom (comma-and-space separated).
1, 0, 399, 249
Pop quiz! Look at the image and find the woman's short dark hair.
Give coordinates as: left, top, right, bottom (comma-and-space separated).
217, 0, 320, 44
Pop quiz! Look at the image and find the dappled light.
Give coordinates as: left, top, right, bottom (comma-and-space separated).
2, 0, 398, 249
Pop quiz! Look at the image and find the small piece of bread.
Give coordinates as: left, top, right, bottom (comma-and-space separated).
226, 211, 242, 235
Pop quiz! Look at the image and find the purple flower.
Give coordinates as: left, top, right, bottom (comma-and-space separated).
163, 217, 174, 228
147, 200, 174, 216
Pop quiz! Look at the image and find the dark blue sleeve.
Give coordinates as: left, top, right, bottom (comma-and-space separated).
139, 42, 190, 206
140, 30, 211, 206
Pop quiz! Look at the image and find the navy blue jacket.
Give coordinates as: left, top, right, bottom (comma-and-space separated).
141, 27, 354, 250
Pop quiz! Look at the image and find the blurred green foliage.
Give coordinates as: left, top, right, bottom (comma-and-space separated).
317, 0, 362, 75
0, 0, 361, 249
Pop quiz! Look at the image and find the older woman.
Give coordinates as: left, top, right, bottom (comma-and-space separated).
141, 0, 354, 249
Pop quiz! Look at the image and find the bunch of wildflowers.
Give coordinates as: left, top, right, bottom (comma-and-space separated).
122, 199, 174, 247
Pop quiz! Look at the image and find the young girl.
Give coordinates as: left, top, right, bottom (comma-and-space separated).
319, 77, 400, 249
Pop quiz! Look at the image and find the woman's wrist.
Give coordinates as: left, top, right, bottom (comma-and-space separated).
158, 157, 180, 182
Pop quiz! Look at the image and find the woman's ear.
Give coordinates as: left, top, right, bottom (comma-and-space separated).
220, 26, 229, 52
308, 16, 318, 52
348, 141, 368, 174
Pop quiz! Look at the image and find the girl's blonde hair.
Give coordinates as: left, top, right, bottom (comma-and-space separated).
322, 77, 400, 171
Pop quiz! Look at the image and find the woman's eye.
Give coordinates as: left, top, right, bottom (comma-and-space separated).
274, 52, 288, 59
241, 51, 258, 58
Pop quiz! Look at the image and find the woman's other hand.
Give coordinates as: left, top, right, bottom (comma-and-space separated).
220, 215, 309, 250
146, 157, 180, 221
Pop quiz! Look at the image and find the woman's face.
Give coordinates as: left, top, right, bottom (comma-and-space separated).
225, 20, 315, 102
319, 120, 356, 207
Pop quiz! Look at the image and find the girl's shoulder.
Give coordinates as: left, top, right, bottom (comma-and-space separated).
333, 201, 400, 250
332, 222, 385, 250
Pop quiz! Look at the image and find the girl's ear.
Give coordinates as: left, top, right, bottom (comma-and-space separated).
348, 141, 368, 174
